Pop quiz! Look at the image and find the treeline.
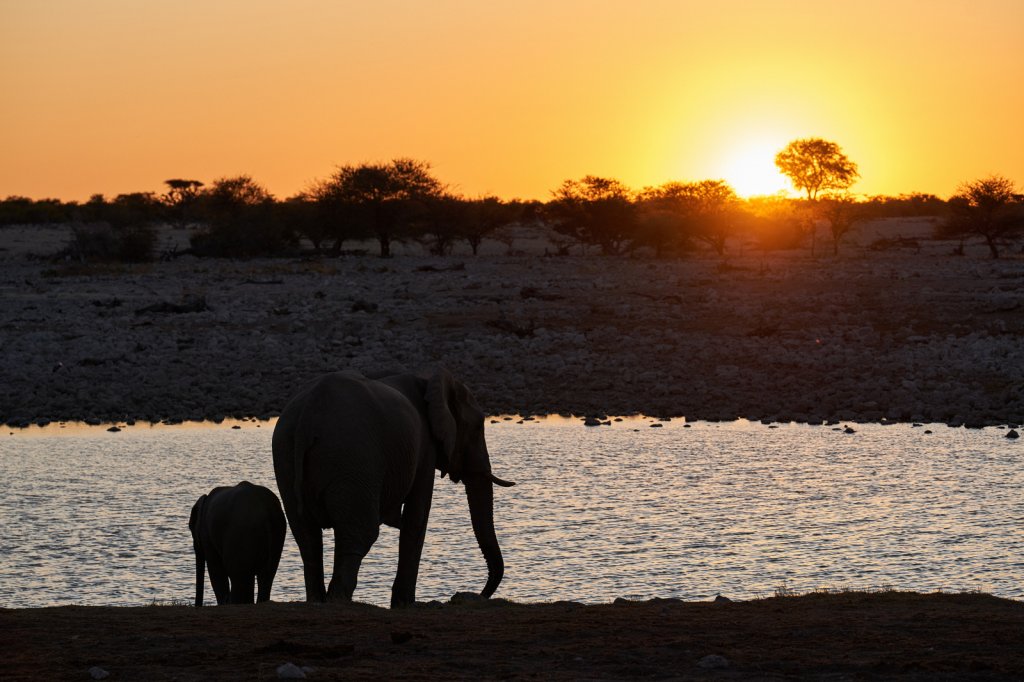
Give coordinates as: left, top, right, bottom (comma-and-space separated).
1, 157, 1020, 261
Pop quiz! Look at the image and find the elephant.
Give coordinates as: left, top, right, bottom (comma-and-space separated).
272, 368, 514, 607
189, 481, 287, 606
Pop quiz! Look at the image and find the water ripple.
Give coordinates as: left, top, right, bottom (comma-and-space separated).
1, 420, 1021, 607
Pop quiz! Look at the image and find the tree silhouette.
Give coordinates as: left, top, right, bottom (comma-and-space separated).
317, 158, 444, 257
547, 176, 637, 255
192, 176, 288, 257
638, 180, 740, 256
303, 180, 368, 254
460, 197, 521, 255
940, 175, 1021, 258
417, 193, 464, 256
775, 138, 859, 200
818, 192, 862, 256
162, 179, 204, 229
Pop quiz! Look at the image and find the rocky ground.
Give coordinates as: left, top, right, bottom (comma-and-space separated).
4, 592, 1024, 680
1, 219, 1022, 427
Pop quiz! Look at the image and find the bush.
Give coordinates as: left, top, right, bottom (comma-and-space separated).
66, 222, 157, 263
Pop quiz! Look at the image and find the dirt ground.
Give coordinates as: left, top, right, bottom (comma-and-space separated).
4, 592, 1024, 680
2, 219, 1023, 427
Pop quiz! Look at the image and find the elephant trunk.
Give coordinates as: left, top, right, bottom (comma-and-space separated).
464, 473, 504, 599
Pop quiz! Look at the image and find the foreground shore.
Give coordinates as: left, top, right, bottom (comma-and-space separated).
4, 592, 1024, 680
2, 220, 1022, 427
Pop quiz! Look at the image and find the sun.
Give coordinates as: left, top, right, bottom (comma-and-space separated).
717, 141, 792, 198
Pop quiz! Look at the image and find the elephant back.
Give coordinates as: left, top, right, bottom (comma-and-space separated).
273, 372, 420, 525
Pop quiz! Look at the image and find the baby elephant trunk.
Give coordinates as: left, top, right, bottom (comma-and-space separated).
464, 473, 505, 598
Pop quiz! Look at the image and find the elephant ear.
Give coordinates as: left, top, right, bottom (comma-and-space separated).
425, 368, 459, 479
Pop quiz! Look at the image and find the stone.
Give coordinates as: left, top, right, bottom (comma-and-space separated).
697, 654, 730, 669
276, 662, 306, 679
1006, 429, 1020, 439
89, 667, 110, 680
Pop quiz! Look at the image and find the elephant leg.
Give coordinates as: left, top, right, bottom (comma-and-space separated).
230, 574, 256, 604
257, 524, 285, 604
257, 554, 281, 604
324, 482, 380, 602
328, 547, 368, 601
291, 521, 327, 602
206, 554, 231, 606
256, 571, 275, 603
392, 476, 434, 607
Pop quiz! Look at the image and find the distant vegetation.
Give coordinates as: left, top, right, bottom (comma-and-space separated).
1, 141, 1021, 262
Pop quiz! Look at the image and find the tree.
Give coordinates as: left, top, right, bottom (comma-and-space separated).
416, 193, 463, 256
744, 195, 807, 252
67, 192, 160, 262
192, 175, 289, 257
637, 180, 741, 256
775, 138, 859, 201
546, 176, 637, 255
303, 180, 368, 254
277, 194, 340, 254
0, 196, 73, 225
818, 192, 862, 256
940, 175, 1022, 258
162, 179, 204, 229
459, 196, 520, 256
316, 158, 444, 257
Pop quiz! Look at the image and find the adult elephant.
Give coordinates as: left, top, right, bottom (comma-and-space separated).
272, 368, 514, 607
189, 481, 286, 606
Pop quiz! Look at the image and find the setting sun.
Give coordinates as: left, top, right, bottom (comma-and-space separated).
716, 142, 792, 198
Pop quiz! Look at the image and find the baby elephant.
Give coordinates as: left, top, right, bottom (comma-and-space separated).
189, 481, 286, 606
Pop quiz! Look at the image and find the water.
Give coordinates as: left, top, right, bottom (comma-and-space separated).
1, 418, 1021, 608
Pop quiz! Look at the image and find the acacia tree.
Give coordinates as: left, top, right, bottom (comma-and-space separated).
638, 180, 740, 256
458, 196, 520, 255
546, 176, 637, 255
192, 175, 286, 256
162, 179, 204, 229
818, 192, 862, 256
416, 193, 464, 256
317, 158, 444, 257
775, 138, 859, 201
940, 175, 1022, 258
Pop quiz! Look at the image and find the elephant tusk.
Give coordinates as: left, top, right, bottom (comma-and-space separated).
490, 473, 516, 487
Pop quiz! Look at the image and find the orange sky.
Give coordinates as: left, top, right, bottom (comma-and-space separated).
2, 0, 1022, 201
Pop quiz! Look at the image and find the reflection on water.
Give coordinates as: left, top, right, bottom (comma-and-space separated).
1, 419, 1021, 607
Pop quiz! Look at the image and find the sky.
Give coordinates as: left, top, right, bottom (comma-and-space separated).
1, 0, 1022, 201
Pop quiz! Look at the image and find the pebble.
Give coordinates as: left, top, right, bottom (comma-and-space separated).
697, 654, 730, 669
2, 240, 1022, 427
276, 662, 306, 679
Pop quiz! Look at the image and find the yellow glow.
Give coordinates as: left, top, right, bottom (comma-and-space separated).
0, 1, 1022, 201
716, 141, 792, 198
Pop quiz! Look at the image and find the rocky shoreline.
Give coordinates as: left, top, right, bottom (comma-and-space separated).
1, 221, 1022, 428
